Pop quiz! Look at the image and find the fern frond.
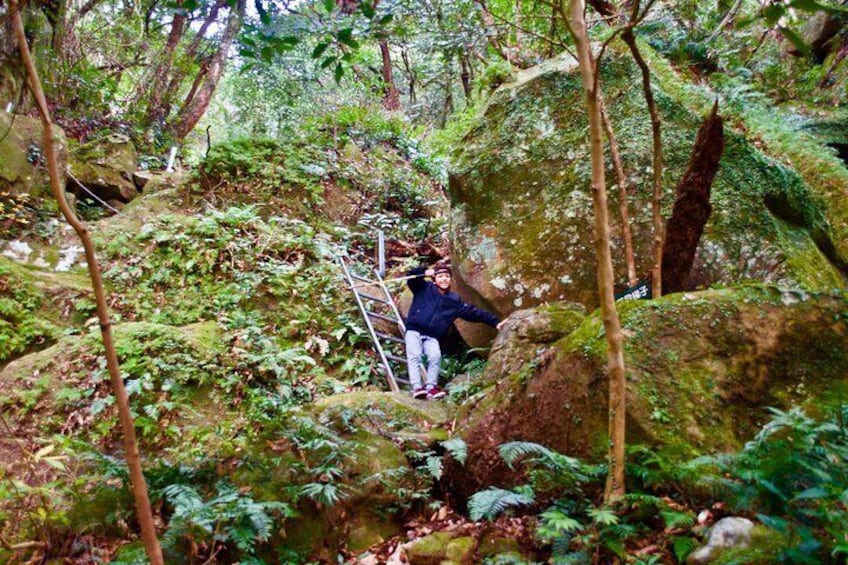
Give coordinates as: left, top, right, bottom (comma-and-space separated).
468, 487, 534, 521
499, 441, 557, 467
441, 437, 468, 466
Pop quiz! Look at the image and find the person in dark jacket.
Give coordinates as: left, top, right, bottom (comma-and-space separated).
405, 262, 504, 399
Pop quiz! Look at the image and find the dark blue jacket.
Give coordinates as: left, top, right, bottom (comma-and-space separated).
405, 266, 500, 340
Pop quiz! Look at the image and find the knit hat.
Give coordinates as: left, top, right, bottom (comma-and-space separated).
433, 263, 452, 275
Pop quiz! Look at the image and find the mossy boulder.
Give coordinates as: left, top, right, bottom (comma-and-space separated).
448, 46, 847, 319
446, 285, 848, 497
270, 392, 456, 557
0, 320, 226, 449
0, 112, 67, 197
68, 133, 139, 204
0, 256, 91, 366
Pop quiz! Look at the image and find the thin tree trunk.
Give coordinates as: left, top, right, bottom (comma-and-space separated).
459, 51, 473, 102
566, 0, 627, 502
379, 39, 401, 110
548, 3, 560, 58
600, 96, 637, 287
586, 0, 665, 295
514, 0, 523, 51
171, 0, 244, 140
473, 0, 515, 65
706, 0, 744, 42
621, 29, 664, 297
10, 2, 164, 562
144, 3, 187, 126
161, 0, 225, 117
401, 44, 417, 104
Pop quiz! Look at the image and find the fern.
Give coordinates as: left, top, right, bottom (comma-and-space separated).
468, 487, 535, 521
670, 535, 699, 563
162, 480, 292, 558
441, 437, 467, 466
587, 507, 619, 526
298, 482, 344, 506
537, 506, 583, 539
426, 455, 443, 481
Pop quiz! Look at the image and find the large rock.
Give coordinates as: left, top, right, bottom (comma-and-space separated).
0, 112, 67, 197
446, 285, 848, 497
68, 133, 139, 203
448, 47, 847, 319
687, 517, 754, 564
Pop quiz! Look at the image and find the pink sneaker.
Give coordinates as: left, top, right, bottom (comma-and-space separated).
426, 386, 446, 400
412, 386, 427, 399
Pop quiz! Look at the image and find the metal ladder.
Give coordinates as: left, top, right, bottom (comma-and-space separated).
337, 254, 409, 392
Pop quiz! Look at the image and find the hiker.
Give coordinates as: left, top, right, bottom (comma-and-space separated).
405, 263, 505, 400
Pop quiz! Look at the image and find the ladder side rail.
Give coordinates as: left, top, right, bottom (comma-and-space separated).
337, 256, 400, 392
374, 268, 407, 335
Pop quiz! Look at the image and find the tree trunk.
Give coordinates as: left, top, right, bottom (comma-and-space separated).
600, 96, 637, 287
661, 102, 724, 294
566, 0, 627, 502
621, 29, 665, 298
379, 39, 401, 110
144, 3, 187, 127
401, 44, 417, 103
161, 0, 225, 118
459, 52, 473, 102
10, 2, 164, 563
585, 0, 666, 295
171, 0, 244, 141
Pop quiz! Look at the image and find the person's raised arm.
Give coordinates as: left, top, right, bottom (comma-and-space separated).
407, 265, 429, 292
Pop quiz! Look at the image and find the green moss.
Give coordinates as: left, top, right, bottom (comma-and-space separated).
406, 531, 453, 561
0, 257, 62, 362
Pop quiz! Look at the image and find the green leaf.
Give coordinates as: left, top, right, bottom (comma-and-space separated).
671, 536, 699, 562
762, 4, 786, 25
312, 42, 330, 59
426, 456, 443, 480
588, 507, 619, 526
323, 0, 334, 12
334, 63, 344, 84
793, 486, 828, 500
260, 46, 273, 61
441, 438, 468, 466
360, 0, 375, 19
379, 13, 394, 25
320, 56, 337, 69
467, 487, 534, 521
539, 507, 582, 533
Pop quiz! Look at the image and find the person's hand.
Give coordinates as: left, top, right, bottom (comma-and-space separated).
425, 268, 435, 278
496, 320, 507, 331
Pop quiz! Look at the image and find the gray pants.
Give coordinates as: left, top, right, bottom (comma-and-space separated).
405, 330, 441, 389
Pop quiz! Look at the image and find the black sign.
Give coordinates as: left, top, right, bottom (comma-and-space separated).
615, 281, 652, 301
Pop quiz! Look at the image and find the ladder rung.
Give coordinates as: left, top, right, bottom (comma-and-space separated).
349, 273, 375, 283
366, 311, 400, 324
358, 292, 390, 304
385, 353, 406, 364
376, 332, 404, 344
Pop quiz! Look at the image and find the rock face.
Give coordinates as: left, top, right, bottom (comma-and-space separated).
68, 133, 139, 204
687, 517, 755, 564
448, 49, 847, 319
446, 286, 848, 497
0, 112, 68, 197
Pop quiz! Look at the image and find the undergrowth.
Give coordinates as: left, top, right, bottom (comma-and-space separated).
468, 405, 848, 564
